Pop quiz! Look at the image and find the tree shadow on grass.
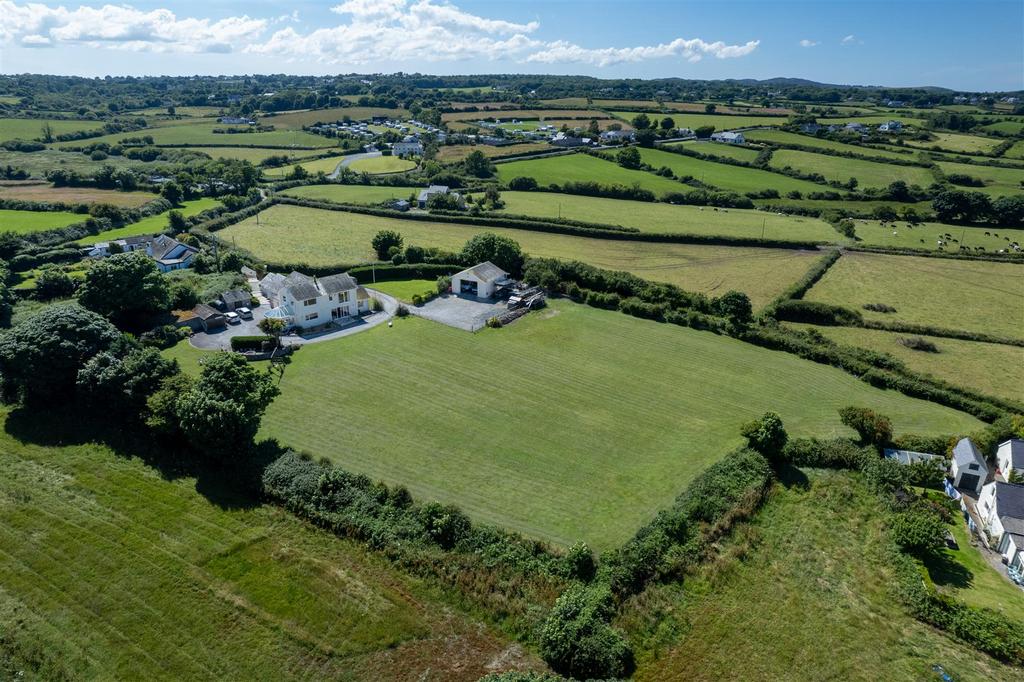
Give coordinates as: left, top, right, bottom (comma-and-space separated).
3, 405, 285, 511
773, 462, 810, 490
921, 550, 974, 590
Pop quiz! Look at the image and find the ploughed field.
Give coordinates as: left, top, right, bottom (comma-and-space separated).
169, 301, 982, 551
217, 204, 824, 309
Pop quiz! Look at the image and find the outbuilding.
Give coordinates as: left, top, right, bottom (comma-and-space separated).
450, 261, 510, 299
220, 289, 251, 311
951, 437, 988, 494
191, 303, 226, 332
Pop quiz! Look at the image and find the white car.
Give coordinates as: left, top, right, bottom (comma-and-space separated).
237, 307, 253, 320
224, 311, 241, 324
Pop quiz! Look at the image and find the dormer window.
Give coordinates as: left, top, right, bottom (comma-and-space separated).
969, 464, 978, 471
303, 298, 317, 306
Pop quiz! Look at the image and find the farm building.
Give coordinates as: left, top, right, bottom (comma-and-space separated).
878, 120, 903, 132
883, 448, 944, 466
951, 437, 988, 494
418, 185, 452, 208
978, 481, 1024, 571
550, 133, 592, 148
599, 129, 634, 143
997, 439, 1024, 482
260, 270, 369, 330
710, 131, 745, 145
451, 261, 511, 299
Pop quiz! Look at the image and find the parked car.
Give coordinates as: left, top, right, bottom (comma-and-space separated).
224, 311, 241, 324
237, 307, 253, 320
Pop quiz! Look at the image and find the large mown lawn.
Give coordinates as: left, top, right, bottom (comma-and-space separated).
0, 208, 87, 234
785, 323, 1024, 405
902, 132, 1004, 155
636, 147, 828, 195
804, 252, 1024, 339
218, 204, 823, 308
769, 149, 936, 189
77, 198, 221, 245
630, 471, 1016, 681
347, 156, 417, 174
175, 301, 979, 550
0, 407, 527, 680
496, 153, 686, 197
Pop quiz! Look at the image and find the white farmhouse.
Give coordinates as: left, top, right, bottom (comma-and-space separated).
450, 261, 511, 299
710, 131, 745, 144
997, 439, 1024, 481
978, 481, 1024, 571
951, 437, 988, 494
260, 270, 370, 330
392, 141, 423, 156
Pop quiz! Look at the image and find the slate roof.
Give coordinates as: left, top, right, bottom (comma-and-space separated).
953, 437, 986, 468
221, 289, 250, 306
455, 261, 509, 283
259, 272, 286, 296
192, 303, 223, 320
150, 235, 197, 262
883, 448, 943, 466
992, 482, 1024, 533
319, 273, 358, 295
1000, 439, 1024, 469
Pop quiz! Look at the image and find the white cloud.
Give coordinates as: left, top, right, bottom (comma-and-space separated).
0, 1, 266, 53
841, 34, 856, 45
526, 38, 759, 66
799, 39, 819, 48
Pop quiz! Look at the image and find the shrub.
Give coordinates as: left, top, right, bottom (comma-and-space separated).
486, 316, 502, 328
898, 336, 939, 353
230, 335, 274, 352
564, 541, 596, 581
371, 230, 403, 260
538, 585, 633, 680
839, 406, 894, 446
411, 293, 424, 306
863, 302, 896, 313
508, 176, 539, 191
740, 412, 788, 459
436, 275, 451, 295
395, 304, 409, 317
890, 505, 948, 556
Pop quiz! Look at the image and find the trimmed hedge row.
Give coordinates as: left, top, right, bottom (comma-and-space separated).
860, 318, 1024, 348
763, 248, 841, 313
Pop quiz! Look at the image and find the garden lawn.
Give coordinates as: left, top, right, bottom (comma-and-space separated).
629, 471, 1016, 681
0, 407, 525, 680
852, 219, 1024, 253
347, 156, 417, 174
769, 149, 936, 189
0, 208, 86, 234
218, 204, 824, 308
0, 117, 105, 141
77, 198, 221, 244
903, 132, 1003, 155
489, 191, 836, 242
665, 140, 761, 163
368, 278, 437, 302
936, 161, 1024, 196
282, 184, 420, 204
785, 323, 1024, 405
247, 301, 980, 551
637, 147, 828, 195
804, 252, 1024, 339
495, 153, 686, 197
743, 129, 916, 160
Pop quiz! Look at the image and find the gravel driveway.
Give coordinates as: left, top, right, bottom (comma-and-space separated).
407, 294, 507, 331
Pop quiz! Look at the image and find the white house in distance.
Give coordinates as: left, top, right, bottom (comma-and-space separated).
392, 141, 423, 156
451, 261, 511, 299
977, 480, 1024, 571
710, 131, 745, 144
259, 270, 370, 330
951, 437, 988, 494
996, 439, 1024, 481
418, 185, 458, 208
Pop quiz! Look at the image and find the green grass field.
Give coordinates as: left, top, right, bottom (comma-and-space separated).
435, 143, 551, 163
495, 153, 686, 196
0, 406, 527, 680
0, 208, 87, 234
262, 154, 355, 179
1005, 141, 1024, 159
769, 149, 936, 189
637, 147, 829, 195
347, 156, 417, 174
902, 132, 1003, 154
219, 204, 823, 308
804, 252, 1024, 339
0, 148, 157, 177
665, 140, 761, 163
173, 301, 977, 550
630, 471, 1015, 681
64, 121, 339, 149
814, 114, 921, 126
368, 278, 438, 301
785, 323, 1023, 404
76, 198, 221, 245
0, 117, 105, 141
743, 129, 917, 160
612, 112, 786, 130
0, 184, 155, 207
936, 161, 1024, 196
981, 120, 1024, 135
163, 146, 314, 164
486, 190, 837, 242
265, 107, 409, 128
281, 184, 419, 204
852, 219, 1024, 253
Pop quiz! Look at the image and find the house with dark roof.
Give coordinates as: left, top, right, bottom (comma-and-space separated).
190, 303, 226, 332
997, 439, 1024, 482
260, 270, 368, 330
450, 261, 512, 299
951, 437, 988, 494
219, 289, 251, 311
148, 235, 199, 272
978, 481, 1024, 571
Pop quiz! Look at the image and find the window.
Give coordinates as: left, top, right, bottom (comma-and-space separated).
337, 291, 349, 303
303, 298, 317, 307
969, 464, 978, 471
304, 312, 318, 321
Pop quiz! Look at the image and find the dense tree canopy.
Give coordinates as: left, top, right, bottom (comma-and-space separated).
78, 252, 170, 324
460, 233, 524, 274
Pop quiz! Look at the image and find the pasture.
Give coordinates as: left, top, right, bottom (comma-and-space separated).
262, 154, 353, 178
281, 184, 419, 204
0, 117, 105, 141
435, 143, 550, 162
636, 147, 829, 195
852, 219, 1024, 253
902, 132, 1003, 154
631, 472, 1014, 681
980, 120, 1024, 135
743, 129, 916, 160
495, 153, 687, 196
164, 146, 313, 164
936, 160, 1024, 196
787, 323, 1024, 405
227, 301, 981, 550
803, 252, 1024, 339
442, 109, 605, 123
0, 183, 156, 207
0, 208, 86, 234
488, 190, 837, 242
219, 204, 823, 308
1005, 140, 1024, 159
63, 121, 339, 149
665, 140, 761, 163
347, 156, 417, 174
813, 114, 921, 126
610, 112, 786, 130
769, 149, 936, 189
77, 198, 221, 244
263, 107, 409, 128
0, 407, 524, 680
0, 148, 156, 177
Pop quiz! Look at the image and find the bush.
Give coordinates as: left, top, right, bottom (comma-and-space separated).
395, 304, 409, 317
863, 302, 896, 313
508, 176, 538, 191
538, 585, 633, 680
898, 336, 939, 353
436, 275, 451, 295
230, 335, 274, 352
839, 406, 894, 446
740, 412, 788, 459
371, 230, 403, 260
781, 437, 874, 470
773, 300, 863, 325
486, 316, 502, 328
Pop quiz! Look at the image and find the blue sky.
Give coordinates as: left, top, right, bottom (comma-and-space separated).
0, 0, 1020, 91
